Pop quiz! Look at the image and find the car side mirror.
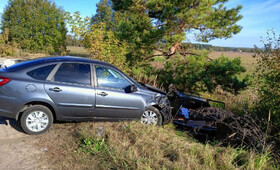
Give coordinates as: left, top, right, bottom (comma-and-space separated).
130, 84, 138, 93
125, 84, 138, 93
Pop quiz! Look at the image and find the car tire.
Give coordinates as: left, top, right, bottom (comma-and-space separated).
20, 105, 53, 135
141, 106, 163, 126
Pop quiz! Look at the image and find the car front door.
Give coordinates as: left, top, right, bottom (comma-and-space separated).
94, 65, 144, 119
44, 62, 96, 118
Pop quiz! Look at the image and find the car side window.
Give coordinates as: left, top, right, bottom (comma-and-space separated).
95, 66, 131, 90
27, 64, 56, 80
54, 63, 91, 85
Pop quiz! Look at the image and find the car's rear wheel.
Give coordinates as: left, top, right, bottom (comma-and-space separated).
141, 106, 163, 126
20, 105, 53, 135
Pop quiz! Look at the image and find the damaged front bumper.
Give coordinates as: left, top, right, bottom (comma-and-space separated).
160, 104, 172, 125
155, 95, 172, 125
169, 91, 225, 133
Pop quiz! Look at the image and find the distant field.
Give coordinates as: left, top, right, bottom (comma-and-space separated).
209, 51, 257, 74
66, 46, 89, 57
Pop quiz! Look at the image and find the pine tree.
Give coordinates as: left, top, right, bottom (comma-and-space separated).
110, 0, 242, 64
1, 0, 67, 53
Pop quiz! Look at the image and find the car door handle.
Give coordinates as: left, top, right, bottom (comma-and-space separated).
49, 87, 62, 92
97, 92, 108, 97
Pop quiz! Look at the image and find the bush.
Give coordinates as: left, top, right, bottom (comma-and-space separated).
254, 31, 280, 129
0, 29, 15, 57
153, 54, 248, 94
0, 44, 15, 57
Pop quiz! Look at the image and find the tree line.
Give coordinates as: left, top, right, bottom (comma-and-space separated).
190, 43, 255, 53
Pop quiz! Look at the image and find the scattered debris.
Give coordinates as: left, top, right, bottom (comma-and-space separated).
168, 90, 267, 151
190, 107, 265, 149
95, 126, 105, 140
39, 147, 48, 152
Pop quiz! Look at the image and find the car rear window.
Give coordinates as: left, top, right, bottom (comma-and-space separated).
4, 59, 43, 71
53, 63, 91, 85
27, 64, 56, 80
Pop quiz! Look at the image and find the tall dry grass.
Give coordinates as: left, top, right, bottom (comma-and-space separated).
35, 122, 274, 170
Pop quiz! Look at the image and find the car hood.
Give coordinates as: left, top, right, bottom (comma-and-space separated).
137, 84, 169, 108
138, 83, 167, 95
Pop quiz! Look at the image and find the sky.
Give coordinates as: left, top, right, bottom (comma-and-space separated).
0, 0, 279, 48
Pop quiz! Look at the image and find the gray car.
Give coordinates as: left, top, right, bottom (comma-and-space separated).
0, 56, 171, 135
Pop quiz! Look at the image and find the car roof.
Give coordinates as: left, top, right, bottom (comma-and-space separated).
5, 56, 116, 71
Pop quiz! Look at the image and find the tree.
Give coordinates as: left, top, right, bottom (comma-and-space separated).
110, 0, 242, 65
65, 1, 128, 71
64, 11, 91, 40
91, 0, 114, 30
109, 0, 246, 93
83, 23, 128, 72
1, 0, 67, 53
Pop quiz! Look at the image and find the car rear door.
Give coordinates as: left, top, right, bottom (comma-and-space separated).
94, 65, 144, 119
44, 62, 96, 118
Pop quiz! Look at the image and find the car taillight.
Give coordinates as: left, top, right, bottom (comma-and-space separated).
0, 77, 10, 86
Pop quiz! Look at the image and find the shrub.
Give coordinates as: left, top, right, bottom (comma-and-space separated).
155, 54, 247, 94
0, 29, 15, 57
254, 31, 280, 129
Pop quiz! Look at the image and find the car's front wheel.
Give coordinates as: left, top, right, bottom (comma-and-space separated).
20, 105, 53, 135
141, 106, 163, 126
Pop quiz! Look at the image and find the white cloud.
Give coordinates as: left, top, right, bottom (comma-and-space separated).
242, 0, 280, 16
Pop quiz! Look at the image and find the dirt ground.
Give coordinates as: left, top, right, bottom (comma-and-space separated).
0, 57, 48, 169
0, 116, 49, 170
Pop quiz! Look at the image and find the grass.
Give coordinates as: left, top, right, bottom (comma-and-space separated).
0, 46, 89, 59
35, 121, 275, 170
201, 88, 258, 115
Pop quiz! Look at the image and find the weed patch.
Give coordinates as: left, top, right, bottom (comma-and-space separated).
79, 138, 107, 155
